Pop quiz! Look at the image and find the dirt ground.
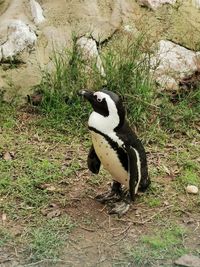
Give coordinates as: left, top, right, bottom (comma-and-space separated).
0, 107, 200, 267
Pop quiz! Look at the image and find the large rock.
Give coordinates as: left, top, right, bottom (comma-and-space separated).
77, 37, 105, 77
175, 254, 200, 267
138, 0, 176, 10
30, 0, 45, 25
192, 0, 200, 9
0, 0, 137, 101
0, 19, 37, 61
151, 40, 200, 90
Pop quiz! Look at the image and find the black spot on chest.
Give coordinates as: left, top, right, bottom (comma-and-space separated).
89, 127, 128, 172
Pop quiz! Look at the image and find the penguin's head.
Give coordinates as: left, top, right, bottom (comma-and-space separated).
79, 88, 125, 131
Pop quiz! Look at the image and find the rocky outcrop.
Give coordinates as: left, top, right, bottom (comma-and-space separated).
151, 40, 200, 90
0, 0, 200, 101
0, 0, 136, 101
30, 0, 45, 25
77, 37, 105, 77
138, 0, 176, 10
192, 0, 200, 9
0, 20, 37, 61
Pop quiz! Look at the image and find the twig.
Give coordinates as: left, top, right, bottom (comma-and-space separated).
117, 218, 145, 225
110, 231, 129, 246
44, 141, 61, 152
100, 205, 106, 212
141, 204, 173, 224
108, 215, 111, 229
124, 93, 159, 109
194, 221, 199, 232
117, 205, 173, 225
24, 259, 73, 266
113, 223, 132, 237
79, 225, 96, 232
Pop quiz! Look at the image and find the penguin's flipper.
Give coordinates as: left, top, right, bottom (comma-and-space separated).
124, 144, 141, 201
87, 145, 101, 174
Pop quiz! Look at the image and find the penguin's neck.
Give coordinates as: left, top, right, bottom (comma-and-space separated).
88, 111, 117, 133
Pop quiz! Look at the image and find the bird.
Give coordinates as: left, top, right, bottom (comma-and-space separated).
79, 88, 150, 216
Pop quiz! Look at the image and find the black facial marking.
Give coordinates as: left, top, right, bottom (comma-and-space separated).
93, 95, 109, 117
101, 88, 126, 130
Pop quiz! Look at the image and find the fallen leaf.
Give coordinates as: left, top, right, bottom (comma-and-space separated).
47, 185, 56, 192
3, 152, 13, 160
162, 165, 171, 175
47, 209, 61, 219
49, 203, 59, 208
183, 218, 195, 225
1, 213, 7, 225
38, 183, 56, 192
164, 201, 169, 206
10, 225, 23, 236
41, 203, 60, 217
41, 209, 48, 216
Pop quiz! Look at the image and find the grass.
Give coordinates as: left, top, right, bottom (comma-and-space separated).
128, 225, 187, 266
0, 228, 12, 247
179, 169, 199, 187
26, 216, 74, 262
31, 33, 200, 144
0, 103, 81, 262
0, 32, 200, 265
34, 35, 155, 135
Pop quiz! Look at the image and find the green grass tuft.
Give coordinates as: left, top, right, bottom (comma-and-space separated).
179, 169, 199, 187
27, 216, 75, 262
129, 225, 187, 266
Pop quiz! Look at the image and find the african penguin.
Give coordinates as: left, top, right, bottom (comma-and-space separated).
79, 88, 150, 216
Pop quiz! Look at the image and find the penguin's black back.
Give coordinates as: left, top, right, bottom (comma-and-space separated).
115, 120, 148, 180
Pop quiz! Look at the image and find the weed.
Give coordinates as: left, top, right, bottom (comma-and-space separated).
26, 216, 74, 262
128, 225, 187, 266
33, 34, 156, 135
158, 87, 200, 133
145, 197, 161, 208
178, 169, 199, 187
101, 36, 155, 128
34, 32, 200, 141
0, 228, 12, 247
35, 40, 92, 134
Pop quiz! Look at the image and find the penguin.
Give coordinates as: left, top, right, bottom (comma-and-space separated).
79, 88, 150, 216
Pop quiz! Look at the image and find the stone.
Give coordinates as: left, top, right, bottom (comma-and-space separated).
186, 185, 198, 194
151, 40, 200, 90
77, 37, 105, 77
123, 24, 139, 35
175, 254, 200, 267
30, 0, 45, 25
192, 0, 200, 9
42, 25, 72, 61
0, 19, 37, 61
0, 0, 137, 100
138, 0, 177, 10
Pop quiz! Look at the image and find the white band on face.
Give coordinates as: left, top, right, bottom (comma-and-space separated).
94, 92, 103, 102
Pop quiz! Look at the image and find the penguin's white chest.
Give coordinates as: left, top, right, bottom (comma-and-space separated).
90, 131, 129, 188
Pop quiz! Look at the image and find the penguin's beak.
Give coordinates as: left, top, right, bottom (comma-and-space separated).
78, 90, 94, 102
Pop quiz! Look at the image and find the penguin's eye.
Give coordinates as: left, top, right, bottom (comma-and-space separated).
97, 98, 102, 102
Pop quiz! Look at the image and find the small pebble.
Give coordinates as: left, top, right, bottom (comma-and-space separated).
186, 185, 198, 194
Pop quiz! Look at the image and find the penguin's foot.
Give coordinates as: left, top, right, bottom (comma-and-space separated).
95, 190, 121, 204
95, 181, 122, 204
108, 201, 130, 217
